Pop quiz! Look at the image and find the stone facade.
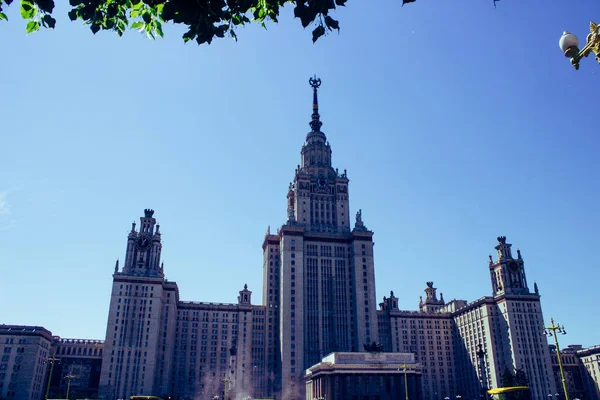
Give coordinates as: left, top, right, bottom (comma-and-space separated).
377, 237, 556, 400
0, 325, 53, 400
577, 345, 600, 400
0, 325, 104, 400
548, 344, 586, 400
47, 337, 104, 400
97, 219, 268, 400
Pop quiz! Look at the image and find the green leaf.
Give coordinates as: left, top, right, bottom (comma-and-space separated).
130, 21, 143, 29
0, 12, 7, 20
20, 0, 37, 19
142, 12, 150, 23
36, 0, 53, 13
25, 20, 40, 33
42, 14, 56, 28
324, 16, 339, 31
155, 3, 164, 18
182, 29, 195, 42
130, 9, 139, 18
294, 4, 316, 28
155, 20, 163, 37
68, 9, 78, 21
312, 25, 325, 43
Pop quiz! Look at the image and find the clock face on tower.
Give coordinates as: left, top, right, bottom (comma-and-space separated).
317, 177, 327, 189
136, 235, 150, 250
508, 259, 519, 272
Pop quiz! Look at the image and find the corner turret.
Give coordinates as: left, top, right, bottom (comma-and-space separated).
489, 236, 529, 297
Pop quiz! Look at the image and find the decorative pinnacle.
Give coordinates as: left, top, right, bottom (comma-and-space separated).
309, 75, 323, 132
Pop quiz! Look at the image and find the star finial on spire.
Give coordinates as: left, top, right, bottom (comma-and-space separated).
309, 75, 323, 132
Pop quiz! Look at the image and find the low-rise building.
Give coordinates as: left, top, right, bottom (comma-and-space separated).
0, 325, 53, 400
304, 352, 422, 400
577, 345, 600, 400
47, 337, 104, 399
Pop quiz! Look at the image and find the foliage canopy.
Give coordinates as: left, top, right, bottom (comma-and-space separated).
0, 0, 422, 44
1, 0, 499, 45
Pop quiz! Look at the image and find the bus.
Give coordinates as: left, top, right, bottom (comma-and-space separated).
488, 386, 531, 400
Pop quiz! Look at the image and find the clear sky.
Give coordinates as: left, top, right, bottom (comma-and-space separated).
1, 0, 599, 348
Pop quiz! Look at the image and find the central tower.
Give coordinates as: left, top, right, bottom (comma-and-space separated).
263, 77, 378, 400
289, 76, 351, 233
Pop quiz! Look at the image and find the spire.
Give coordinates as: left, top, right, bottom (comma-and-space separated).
309, 75, 323, 132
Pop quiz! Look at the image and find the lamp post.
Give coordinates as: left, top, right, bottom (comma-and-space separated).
544, 318, 569, 400
403, 363, 409, 400
476, 343, 488, 398
64, 372, 75, 400
559, 22, 600, 69
222, 376, 232, 400
44, 355, 60, 400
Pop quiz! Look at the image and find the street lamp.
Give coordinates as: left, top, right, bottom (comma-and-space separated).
64, 372, 75, 400
476, 343, 488, 397
559, 21, 600, 69
402, 363, 409, 400
544, 318, 569, 400
44, 355, 60, 400
222, 376, 232, 400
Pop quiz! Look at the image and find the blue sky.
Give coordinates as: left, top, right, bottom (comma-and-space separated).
1, 0, 599, 348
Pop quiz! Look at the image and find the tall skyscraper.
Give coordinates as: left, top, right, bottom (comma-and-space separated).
97, 209, 174, 399
98, 210, 268, 400
262, 76, 377, 399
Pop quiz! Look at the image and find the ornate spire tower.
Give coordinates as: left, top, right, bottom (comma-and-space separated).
265, 77, 377, 400
121, 209, 163, 277
291, 76, 350, 233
